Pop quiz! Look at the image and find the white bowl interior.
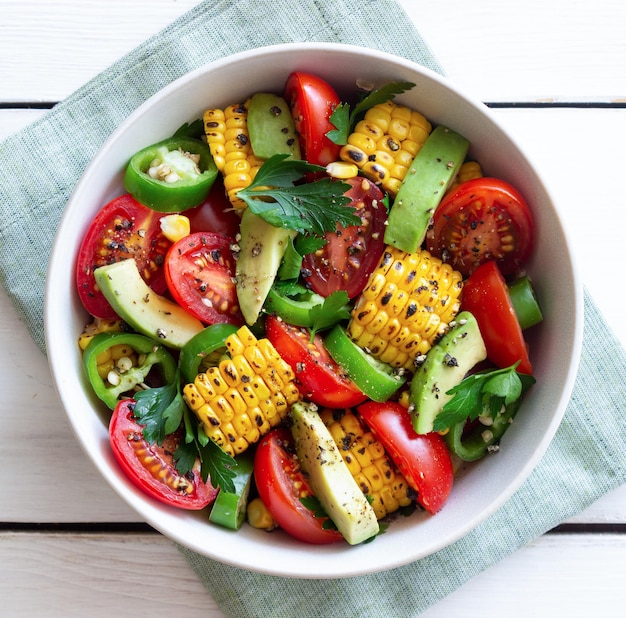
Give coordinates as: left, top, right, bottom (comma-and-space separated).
45, 43, 583, 578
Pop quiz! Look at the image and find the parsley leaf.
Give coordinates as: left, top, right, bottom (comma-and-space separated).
327, 81, 416, 145
432, 364, 536, 432
309, 290, 351, 338
238, 155, 357, 235
133, 378, 185, 444
172, 118, 204, 139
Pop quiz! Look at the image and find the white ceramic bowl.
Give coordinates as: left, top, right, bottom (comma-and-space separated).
45, 42, 583, 578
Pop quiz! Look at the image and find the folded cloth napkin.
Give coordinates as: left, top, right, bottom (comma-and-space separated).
0, 1, 623, 617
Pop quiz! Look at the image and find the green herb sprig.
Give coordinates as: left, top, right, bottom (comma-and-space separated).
326, 81, 416, 145
132, 373, 237, 492
237, 155, 358, 235
432, 364, 536, 432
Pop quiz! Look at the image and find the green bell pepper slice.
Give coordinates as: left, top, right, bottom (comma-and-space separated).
124, 136, 218, 212
178, 323, 239, 383
508, 275, 543, 330
264, 286, 328, 327
324, 325, 406, 402
208, 451, 255, 530
83, 332, 178, 410
444, 398, 521, 462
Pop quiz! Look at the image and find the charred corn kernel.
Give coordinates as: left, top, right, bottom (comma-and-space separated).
320, 408, 413, 519
183, 325, 301, 456
78, 318, 124, 351
445, 160, 484, 195
203, 102, 264, 210
159, 214, 190, 243
247, 497, 278, 531
348, 246, 463, 371
339, 101, 432, 196
326, 161, 359, 179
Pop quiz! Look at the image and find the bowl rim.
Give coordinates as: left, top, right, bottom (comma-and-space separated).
44, 41, 584, 578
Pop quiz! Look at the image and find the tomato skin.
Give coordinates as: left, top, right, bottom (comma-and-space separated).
426, 177, 535, 277
303, 177, 387, 299
164, 231, 244, 325
461, 260, 533, 375
284, 72, 341, 166
109, 400, 218, 510
184, 177, 241, 239
358, 401, 454, 514
265, 315, 367, 408
76, 194, 171, 319
254, 428, 343, 544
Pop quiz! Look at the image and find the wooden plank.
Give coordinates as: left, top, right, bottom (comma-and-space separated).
0, 531, 624, 617
0, 0, 624, 104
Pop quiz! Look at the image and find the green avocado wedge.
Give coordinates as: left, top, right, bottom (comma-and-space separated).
384, 125, 470, 253
94, 258, 204, 349
409, 311, 487, 434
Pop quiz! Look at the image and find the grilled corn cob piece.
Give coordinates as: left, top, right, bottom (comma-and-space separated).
339, 100, 432, 196
183, 325, 301, 456
445, 160, 484, 195
203, 102, 265, 210
347, 246, 463, 371
320, 408, 413, 519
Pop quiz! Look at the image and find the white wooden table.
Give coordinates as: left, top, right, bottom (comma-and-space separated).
1, 1, 625, 616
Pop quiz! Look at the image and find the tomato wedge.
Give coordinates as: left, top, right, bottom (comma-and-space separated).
461, 260, 533, 375
109, 400, 218, 509
284, 71, 341, 166
265, 315, 367, 408
76, 194, 171, 319
426, 177, 534, 277
254, 428, 343, 544
358, 401, 454, 514
184, 176, 241, 239
303, 177, 387, 299
164, 231, 243, 325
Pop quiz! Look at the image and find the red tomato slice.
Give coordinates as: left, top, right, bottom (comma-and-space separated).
358, 401, 454, 514
164, 231, 244, 325
254, 428, 343, 544
265, 315, 367, 408
109, 400, 218, 510
185, 176, 241, 238
461, 260, 533, 375
284, 71, 341, 166
426, 177, 535, 277
76, 194, 171, 319
302, 177, 387, 299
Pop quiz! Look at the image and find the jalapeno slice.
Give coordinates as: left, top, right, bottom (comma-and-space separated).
178, 323, 239, 383
124, 136, 218, 213
444, 399, 521, 462
324, 325, 405, 402
83, 332, 178, 409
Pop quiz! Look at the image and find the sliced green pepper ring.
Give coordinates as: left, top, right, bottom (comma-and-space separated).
83, 332, 178, 410
179, 323, 239, 383
444, 399, 521, 462
324, 325, 406, 402
508, 275, 543, 330
264, 287, 327, 327
124, 136, 218, 213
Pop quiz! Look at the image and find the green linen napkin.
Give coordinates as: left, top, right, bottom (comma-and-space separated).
0, 1, 623, 617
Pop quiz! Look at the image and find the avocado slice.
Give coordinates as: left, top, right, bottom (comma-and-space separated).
290, 401, 379, 545
410, 311, 487, 434
235, 209, 296, 325
94, 258, 204, 349
384, 125, 470, 253
247, 92, 301, 160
